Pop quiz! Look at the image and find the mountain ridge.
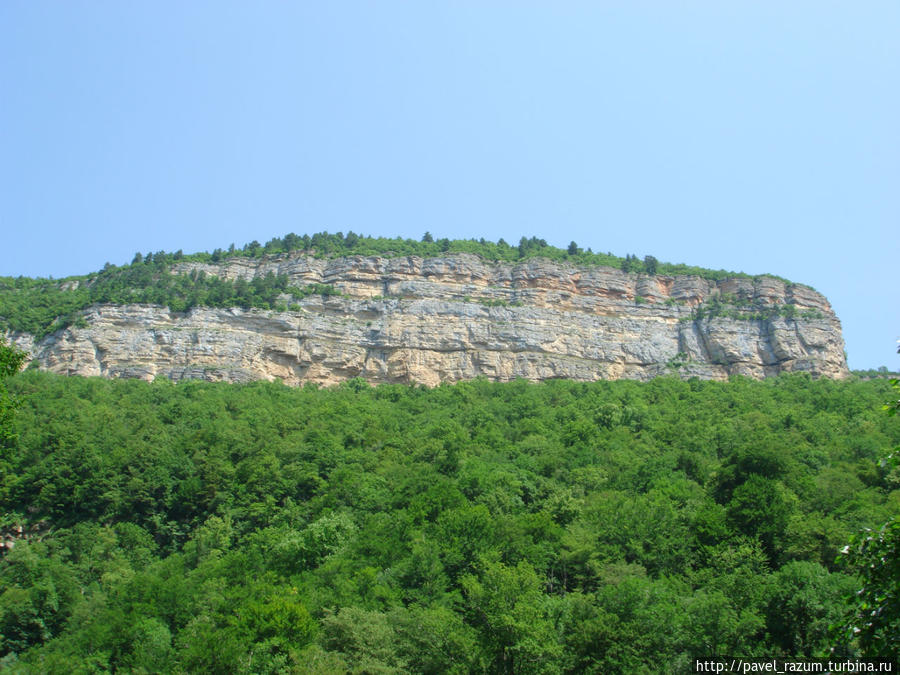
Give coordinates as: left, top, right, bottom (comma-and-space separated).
5, 250, 849, 386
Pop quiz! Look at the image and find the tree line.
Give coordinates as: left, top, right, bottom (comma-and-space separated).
160, 231, 777, 282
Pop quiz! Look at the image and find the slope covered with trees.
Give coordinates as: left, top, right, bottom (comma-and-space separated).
0, 366, 897, 672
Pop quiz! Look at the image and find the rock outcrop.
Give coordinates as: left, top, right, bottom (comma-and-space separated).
9, 254, 849, 386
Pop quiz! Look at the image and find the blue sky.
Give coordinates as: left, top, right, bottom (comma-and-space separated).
1, 2, 897, 370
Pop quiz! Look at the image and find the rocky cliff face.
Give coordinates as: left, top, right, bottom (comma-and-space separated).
9, 254, 849, 386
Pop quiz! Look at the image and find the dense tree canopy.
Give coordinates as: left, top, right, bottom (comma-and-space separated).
0, 338, 25, 475
0, 371, 897, 671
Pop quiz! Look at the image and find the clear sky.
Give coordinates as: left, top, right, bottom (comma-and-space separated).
1, 2, 897, 370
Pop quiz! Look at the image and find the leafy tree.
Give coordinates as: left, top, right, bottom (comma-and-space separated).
0, 338, 25, 499
0, 339, 26, 382
833, 365, 900, 660
726, 475, 793, 560
765, 561, 853, 656
462, 559, 563, 674
320, 606, 407, 673
0, 540, 80, 657
834, 518, 900, 659
392, 604, 486, 674
272, 512, 356, 573
129, 617, 175, 672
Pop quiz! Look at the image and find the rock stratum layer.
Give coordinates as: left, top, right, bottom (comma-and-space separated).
10, 254, 849, 386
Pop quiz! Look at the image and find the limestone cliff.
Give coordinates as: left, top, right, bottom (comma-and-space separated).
9, 254, 849, 386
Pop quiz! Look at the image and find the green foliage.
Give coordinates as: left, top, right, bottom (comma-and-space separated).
462, 559, 563, 673
0, 339, 26, 380
272, 512, 356, 574
0, 267, 340, 339
687, 293, 826, 323
0, 339, 26, 502
885, 376, 900, 418
0, 372, 896, 669
834, 518, 900, 659
851, 367, 899, 379
767, 561, 855, 657
667, 352, 689, 370
832, 368, 900, 661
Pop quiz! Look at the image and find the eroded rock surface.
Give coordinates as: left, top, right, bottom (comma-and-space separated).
9, 254, 849, 386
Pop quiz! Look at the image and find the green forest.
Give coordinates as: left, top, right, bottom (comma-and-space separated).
0, 232, 794, 341
0, 336, 898, 672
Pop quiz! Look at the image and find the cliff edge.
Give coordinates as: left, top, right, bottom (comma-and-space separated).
9, 253, 849, 386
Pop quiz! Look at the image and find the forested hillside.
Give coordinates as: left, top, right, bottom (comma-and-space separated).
1, 360, 897, 672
